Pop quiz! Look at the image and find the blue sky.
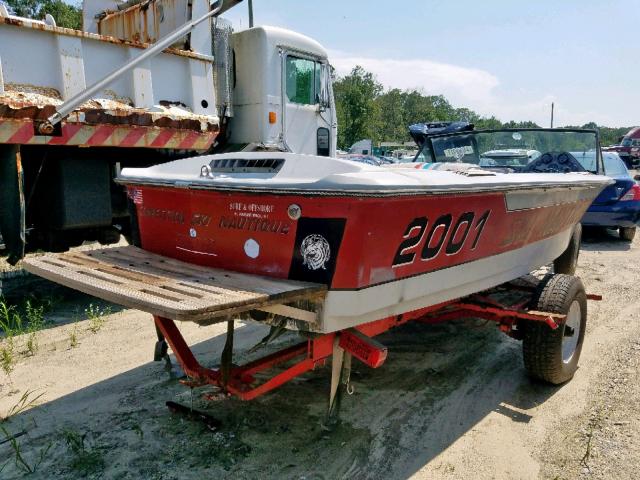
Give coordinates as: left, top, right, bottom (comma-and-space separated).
223, 0, 639, 127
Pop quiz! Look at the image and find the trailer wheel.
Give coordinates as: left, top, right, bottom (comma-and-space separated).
619, 226, 636, 242
522, 274, 587, 385
553, 224, 581, 275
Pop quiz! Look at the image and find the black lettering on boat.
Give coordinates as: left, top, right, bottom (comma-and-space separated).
218, 216, 291, 235
392, 217, 428, 267
421, 214, 452, 261
392, 209, 492, 267
141, 207, 184, 224
471, 210, 491, 250
191, 213, 211, 226
445, 211, 474, 255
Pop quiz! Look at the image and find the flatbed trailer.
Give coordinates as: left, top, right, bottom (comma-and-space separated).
23, 246, 599, 416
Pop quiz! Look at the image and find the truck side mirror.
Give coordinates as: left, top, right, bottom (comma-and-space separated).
318, 63, 331, 111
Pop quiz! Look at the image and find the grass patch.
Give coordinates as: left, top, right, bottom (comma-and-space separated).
1, 426, 51, 474
0, 296, 54, 362
0, 336, 15, 376
1, 389, 45, 422
69, 324, 79, 349
86, 303, 111, 334
62, 428, 105, 476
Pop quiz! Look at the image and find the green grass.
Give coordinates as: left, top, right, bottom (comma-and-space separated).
69, 324, 78, 349
1, 426, 51, 474
1, 389, 45, 422
85, 303, 112, 334
62, 428, 105, 475
0, 296, 55, 365
0, 296, 53, 337
0, 337, 15, 376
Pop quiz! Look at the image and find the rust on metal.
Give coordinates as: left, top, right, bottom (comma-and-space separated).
0, 83, 219, 133
0, 16, 212, 62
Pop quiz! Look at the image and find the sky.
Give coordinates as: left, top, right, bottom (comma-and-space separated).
222, 0, 640, 128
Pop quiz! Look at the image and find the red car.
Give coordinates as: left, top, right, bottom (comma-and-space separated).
603, 127, 640, 169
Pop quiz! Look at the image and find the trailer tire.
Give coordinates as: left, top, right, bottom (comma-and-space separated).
619, 226, 636, 242
522, 274, 587, 385
553, 224, 581, 275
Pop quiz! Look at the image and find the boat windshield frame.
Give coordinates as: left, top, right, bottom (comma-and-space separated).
413, 127, 603, 175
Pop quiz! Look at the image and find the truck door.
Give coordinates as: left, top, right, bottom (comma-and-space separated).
282, 53, 335, 156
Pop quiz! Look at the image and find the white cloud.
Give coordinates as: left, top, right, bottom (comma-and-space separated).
329, 51, 616, 127
330, 50, 499, 110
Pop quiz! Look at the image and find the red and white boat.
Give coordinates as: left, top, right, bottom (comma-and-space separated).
117, 128, 611, 333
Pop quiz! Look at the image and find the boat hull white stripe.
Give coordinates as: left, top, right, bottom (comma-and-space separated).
318, 228, 572, 333
505, 186, 599, 211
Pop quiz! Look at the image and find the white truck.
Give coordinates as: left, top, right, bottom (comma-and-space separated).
0, 0, 336, 263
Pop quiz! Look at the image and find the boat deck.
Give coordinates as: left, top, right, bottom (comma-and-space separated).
23, 246, 326, 323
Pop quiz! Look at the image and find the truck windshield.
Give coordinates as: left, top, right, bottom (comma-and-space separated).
417, 129, 601, 174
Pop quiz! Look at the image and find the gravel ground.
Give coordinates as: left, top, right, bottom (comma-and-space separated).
0, 229, 639, 479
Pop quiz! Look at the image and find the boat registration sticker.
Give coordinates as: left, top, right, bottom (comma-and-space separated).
443, 145, 474, 159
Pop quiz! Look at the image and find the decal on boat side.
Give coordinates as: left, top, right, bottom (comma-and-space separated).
289, 218, 346, 286
229, 202, 275, 214
301, 235, 331, 270
219, 216, 291, 234
129, 188, 144, 205
191, 213, 212, 227
140, 207, 185, 224
392, 210, 491, 268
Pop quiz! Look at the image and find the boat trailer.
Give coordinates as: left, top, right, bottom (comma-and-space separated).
24, 246, 601, 417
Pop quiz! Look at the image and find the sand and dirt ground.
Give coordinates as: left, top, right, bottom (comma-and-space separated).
0, 229, 639, 479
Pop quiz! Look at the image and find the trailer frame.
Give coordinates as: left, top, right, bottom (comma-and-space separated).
23, 245, 601, 416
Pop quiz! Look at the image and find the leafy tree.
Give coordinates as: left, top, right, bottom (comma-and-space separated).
374, 88, 406, 143
333, 66, 383, 149
3, 0, 82, 29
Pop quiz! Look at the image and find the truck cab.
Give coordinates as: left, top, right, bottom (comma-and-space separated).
230, 26, 336, 157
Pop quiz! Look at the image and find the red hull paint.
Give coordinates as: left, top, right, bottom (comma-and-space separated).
128, 185, 590, 290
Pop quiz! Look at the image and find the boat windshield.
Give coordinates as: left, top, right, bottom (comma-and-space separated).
415, 129, 602, 174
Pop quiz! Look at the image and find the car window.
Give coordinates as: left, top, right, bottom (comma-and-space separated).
621, 138, 632, 147
573, 151, 597, 172
286, 56, 317, 105
603, 154, 629, 177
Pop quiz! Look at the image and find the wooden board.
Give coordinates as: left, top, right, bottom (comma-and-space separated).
23, 246, 326, 323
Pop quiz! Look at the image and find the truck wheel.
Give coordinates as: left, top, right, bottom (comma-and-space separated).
522, 274, 587, 385
553, 224, 581, 275
619, 226, 636, 242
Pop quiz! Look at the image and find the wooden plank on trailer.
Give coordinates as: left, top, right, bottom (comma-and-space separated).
23, 246, 326, 323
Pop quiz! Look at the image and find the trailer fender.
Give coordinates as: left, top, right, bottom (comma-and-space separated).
0, 145, 26, 264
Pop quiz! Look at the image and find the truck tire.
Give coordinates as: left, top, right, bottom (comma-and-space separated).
522, 274, 587, 385
619, 226, 636, 242
553, 224, 581, 275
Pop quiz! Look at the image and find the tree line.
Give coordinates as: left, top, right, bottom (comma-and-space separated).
333, 66, 632, 150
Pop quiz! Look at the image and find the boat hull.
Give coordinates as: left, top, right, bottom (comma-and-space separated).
126, 183, 594, 331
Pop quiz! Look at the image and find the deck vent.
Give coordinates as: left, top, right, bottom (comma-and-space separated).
202, 158, 285, 176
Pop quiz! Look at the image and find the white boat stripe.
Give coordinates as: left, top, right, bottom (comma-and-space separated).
317, 229, 572, 333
